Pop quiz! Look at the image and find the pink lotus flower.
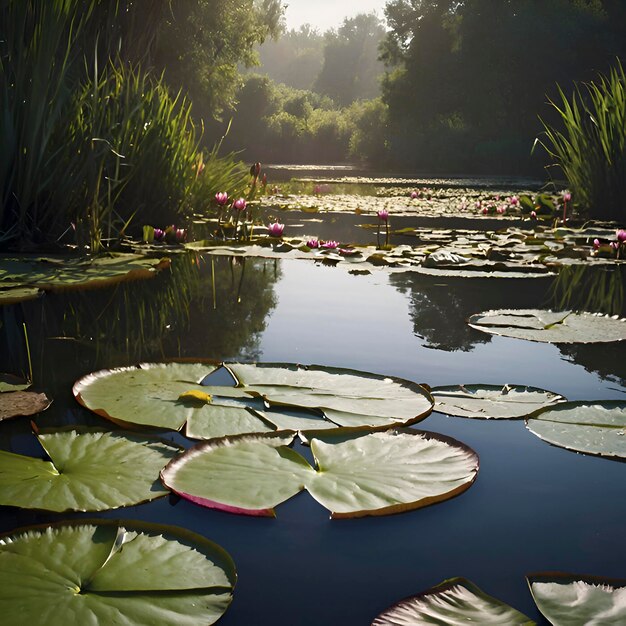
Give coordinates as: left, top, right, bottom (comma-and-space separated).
593, 238, 601, 249
410, 191, 418, 199
377, 209, 389, 222
233, 198, 247, 211
215, 192, 228, 206
306, 239, 319, 248
616, 229, 626, 243
530, 211, 537, 219
267, 222, 284, 237
321, 240, 339, 249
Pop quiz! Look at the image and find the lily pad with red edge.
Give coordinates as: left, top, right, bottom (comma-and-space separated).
527, 572, 626, 625
431, 383, 566, 419
0, 427, 180, 512
0, 390, 51, 421
468, 309, 626, 343
73, 361, 434, 438
160, 428, 479, 519
371, 577, 535, 625
525, 400, 626, 459
0, 519, 236, 626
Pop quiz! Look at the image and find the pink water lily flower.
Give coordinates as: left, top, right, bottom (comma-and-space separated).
153, 228, 164, 241
233, 198, 247, 211
322, 240, 339, 249
530, 211, 537, 219
410, 191, 418, 199
306, 238, 319, 248
510, 195, 519, 205
562, 191, 572, 203
215, 192, 228, 206
175, 228, 186, 243
593, 238, 601, 249
481, 206, 488, 215
377, 209, 389, 222
616, 229, 626, 243
496, 206, 506, 214
267, 222, 284, 237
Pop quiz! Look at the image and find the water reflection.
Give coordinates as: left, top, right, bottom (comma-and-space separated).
389, 273, 553, 352
0, 254, 279, 391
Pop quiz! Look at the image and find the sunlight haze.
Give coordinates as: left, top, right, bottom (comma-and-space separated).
283, 0, 387, 31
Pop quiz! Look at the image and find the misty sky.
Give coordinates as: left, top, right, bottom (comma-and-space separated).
283, 0, 387, 32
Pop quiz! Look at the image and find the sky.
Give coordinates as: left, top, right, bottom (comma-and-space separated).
283, 0, 387, 32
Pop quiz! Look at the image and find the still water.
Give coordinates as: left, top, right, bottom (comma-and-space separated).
1, 248, 625, 624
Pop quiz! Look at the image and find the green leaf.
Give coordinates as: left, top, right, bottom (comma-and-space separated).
372, 577, 535, 625
0, 374, 31, 393
526, 401, 626, 459
0, 429, 180, 511
75, 362, 434, 437
468, 309, 626, 343
0, 520, 236, 626
0, 286, 41, 306
161, 429, 479, 519
0, 390, 51, 421
432, 384, 566, 419
528, 572, 626, 625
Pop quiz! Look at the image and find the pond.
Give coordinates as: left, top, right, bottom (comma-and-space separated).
1, 173, 625, 625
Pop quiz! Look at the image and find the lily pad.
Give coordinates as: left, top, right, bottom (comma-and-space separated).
371, 577, 535, 625
0, 390, 52, 421
74, 362, 434, 438
0, 286, 41, 306
528, 572, 626, 625
0, 374, 30, 393
525, 401, 626, 459
0, 519, 236, 626
0, 428, 180, 511
161, 428, 479, 518
431, 384, 566, 419
468, 309, 626, 343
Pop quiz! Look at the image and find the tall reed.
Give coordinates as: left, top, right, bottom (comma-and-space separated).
538, 60, 626, 221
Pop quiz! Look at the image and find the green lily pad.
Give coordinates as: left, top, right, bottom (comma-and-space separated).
74, 362, 434, 438
0, 254, 171, 293
468, 309, 626, 343
0, 519, 236, 626
0, 286, 41, 306
0, 374, 31, 393
161, 428, 479, 519
525, 401, 626, 459
0, 390, 52, 421
432, 384, 566, 419
371, 577, 535, 625
528, 572, 626, 625
0, 428, 180, 511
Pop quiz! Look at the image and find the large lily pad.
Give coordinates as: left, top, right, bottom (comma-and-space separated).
525, 401, 626, 459
0, 390, 52, 421
431, 384, 566, 419
161, 429, 479, 518
74, 362, 434, 438
528, 572, 626, 625
0, 428, 180, 511
0, 519, 236, 626
468, 309, 626, 343
371, 577, 535, 625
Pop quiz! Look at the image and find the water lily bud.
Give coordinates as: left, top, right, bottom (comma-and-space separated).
510, 195, 519, 205
481, 207, 488, 215
267, 222, 284, 237
233, 198, 247, 211
593, 238, 600, 249
610, 241, 619, 250
215, 192, 228, 206
562, 191, 572, 203
153, 228, 164, 241
616, 229, 626, 243
262, 173, 267, 187
175, 228, 186, 242
410, 191, 418, 199
530, 211, 537, 219
377, 209, 389, 222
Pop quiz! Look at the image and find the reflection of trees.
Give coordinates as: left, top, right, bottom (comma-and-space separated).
0, 253, 279, 390
559, 343, 626, 387
389, 273, 551, 352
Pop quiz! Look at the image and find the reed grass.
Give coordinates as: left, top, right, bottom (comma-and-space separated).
538, 60, 626, 221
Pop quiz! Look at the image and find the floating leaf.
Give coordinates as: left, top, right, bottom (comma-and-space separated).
371, 577, 535, 625
526, 401, 626, 459
161, 429, 479, 519
468, 309, 626, 343
0, 390, 51, 421
0, 429, 180, 511
74, 362, 434, 438
0, 520, 235, 626
0, 286, 41, 306
0, 374, 30, 393
432, 384, 566, 419
528, 572, 626, 625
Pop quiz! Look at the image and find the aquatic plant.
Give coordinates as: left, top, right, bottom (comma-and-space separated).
537, 60, 626, 220
267, 222, 285, 237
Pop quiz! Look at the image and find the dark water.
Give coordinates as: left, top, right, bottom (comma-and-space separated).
1, 228, 625, 624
